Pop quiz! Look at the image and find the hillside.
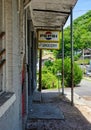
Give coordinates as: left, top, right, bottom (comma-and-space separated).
65, 10, 91, 53
55, 10, 91, 58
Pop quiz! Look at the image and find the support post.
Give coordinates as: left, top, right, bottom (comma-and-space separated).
25, 9, 28, 115
62, 26, 64, 95
38, 49, 42, 92
70, 8, 74, 106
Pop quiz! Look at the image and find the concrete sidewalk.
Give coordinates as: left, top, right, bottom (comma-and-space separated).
26, 89, 91, 130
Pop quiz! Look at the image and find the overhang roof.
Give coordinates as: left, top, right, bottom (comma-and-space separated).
29, 0, 78, 30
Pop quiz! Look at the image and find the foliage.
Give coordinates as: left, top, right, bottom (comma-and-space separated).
53, 10, 91, 58
44, 60, 54, 73
52, 59, 62, 75
75, 58, 90, 65
63, 58, 83, 87
51, 58, 83, 87
42, 67, 58, 89
44, 60, 53, 67
42, 58, 83, 88
74, 54, 81, 61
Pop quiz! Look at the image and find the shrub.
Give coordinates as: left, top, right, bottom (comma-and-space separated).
42, 58, 83, 89
44, 60, 53, 67
52, 59, 62, 75
64, 58, 83, 87
42, 72, 58, 89
74, 53, 81, 61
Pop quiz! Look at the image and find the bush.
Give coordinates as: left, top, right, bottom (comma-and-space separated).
74, 55, 79, 61
42, 72, 58, 89
44, 60, 53, 67
64, 58, 83, 87
52, 59, 62, 75
74, 54, 81, 61
41, 58, 83, 89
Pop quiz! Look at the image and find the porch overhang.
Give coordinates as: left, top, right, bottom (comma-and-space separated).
29, 0, 78, 30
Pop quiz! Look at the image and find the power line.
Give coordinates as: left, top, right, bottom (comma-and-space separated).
74, 10, 91, 12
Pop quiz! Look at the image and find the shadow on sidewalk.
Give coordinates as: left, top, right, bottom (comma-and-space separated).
26, 91, 91, 130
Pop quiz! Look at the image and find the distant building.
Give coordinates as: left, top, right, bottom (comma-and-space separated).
42, 53, 55, 66
83, 49, 91, 58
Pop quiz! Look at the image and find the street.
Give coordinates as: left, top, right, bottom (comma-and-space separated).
75, 78, 91, 97
63, 78, 91, 107
74, 78, 91, 108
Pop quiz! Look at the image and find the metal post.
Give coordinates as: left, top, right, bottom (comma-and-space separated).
25, 9, 28, 114
62, 26, 64, 95
83, 49, 85, 75
70, 8, 74, 106
38, 49, 42, 92
58, 76, 60, 93
31, 31, 34, 93
27, 20, 31, 96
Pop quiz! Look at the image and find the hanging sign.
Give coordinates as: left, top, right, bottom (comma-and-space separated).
37, 30, 60, 50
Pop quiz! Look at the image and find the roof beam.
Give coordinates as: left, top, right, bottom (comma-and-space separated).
24, 0, 31, 9
33, 9, 70, 15
34, 25, 61, 28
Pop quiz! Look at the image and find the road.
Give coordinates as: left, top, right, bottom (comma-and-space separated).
63, 78, 91, 107
74, 79, 91, 97
73, 78, 91, 108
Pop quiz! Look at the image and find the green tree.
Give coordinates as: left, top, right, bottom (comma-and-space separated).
64, 58, 83, 87
42, 66, 58, 89
53, 10, 91, 58
52, 58, 83, 87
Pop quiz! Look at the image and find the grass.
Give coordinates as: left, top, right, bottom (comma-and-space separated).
75, 58, 90, 65
83, 76, 91, 81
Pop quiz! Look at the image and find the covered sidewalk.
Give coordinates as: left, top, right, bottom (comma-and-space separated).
26, 89, 91, 130
27, 0, 78, 105
1, 1, 91, 130
24, 0, 91, 130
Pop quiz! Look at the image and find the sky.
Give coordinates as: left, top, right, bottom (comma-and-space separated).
65, 0, 91, 27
